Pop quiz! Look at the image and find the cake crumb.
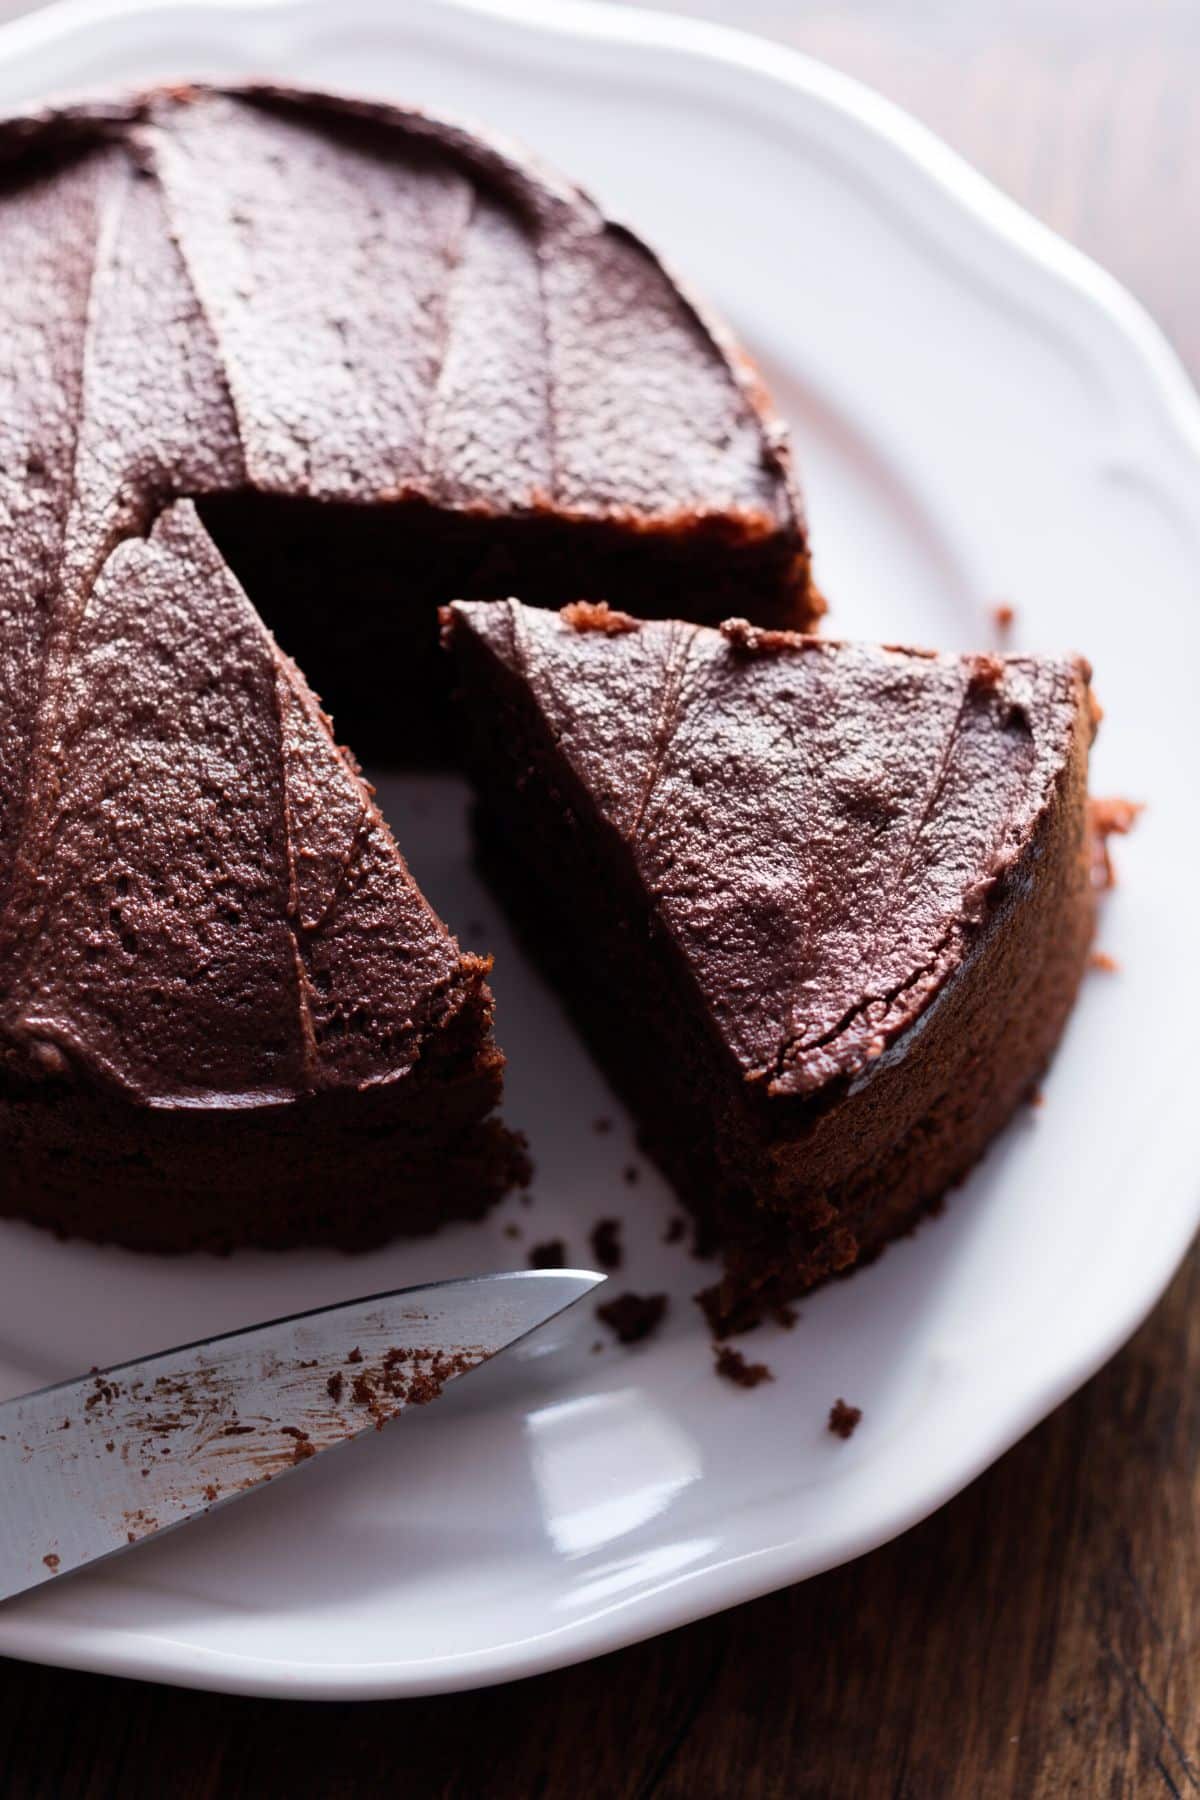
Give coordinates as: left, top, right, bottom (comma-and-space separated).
663, 1215, 687, 1245
503, 1222, 522, 1240
597, 1291, 668, 1346
714, 1344, 773, 1389
326, 1371, 345, 1404
42, 1554, 60, 1572
1090, 796, 1143, 890
992, 602, 1016, 633
720, 617, 802, 657
968, 653, 1005, 692
1090, 949, 1119, 974
529, 1238, 567, 1269
346, 1347, 363, 1364
774, 1304, 799, 1329
622, 1163, 640, 1186
561, 600, 640, 635
828, 1398, 862, 1440
589, 1218, 623, 1271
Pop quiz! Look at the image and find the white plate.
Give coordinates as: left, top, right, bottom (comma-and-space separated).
0, 0, 1195, 1701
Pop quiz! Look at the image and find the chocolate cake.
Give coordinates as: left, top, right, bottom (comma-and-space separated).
444, 601, 1099, 1331
0, 85, 812, 1250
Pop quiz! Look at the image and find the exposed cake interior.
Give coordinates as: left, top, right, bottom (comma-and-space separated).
197, 494, 809, 761
444, 601, 1098, 1331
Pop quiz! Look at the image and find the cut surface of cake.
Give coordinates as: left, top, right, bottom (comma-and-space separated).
0, 83, 813, 1250
444, 600, 1099, 1331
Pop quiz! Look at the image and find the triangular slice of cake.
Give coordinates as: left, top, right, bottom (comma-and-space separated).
444, 600, 1098, 1331
0, 505, 525, 1251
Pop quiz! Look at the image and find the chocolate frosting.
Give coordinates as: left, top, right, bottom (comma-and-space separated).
0, 85, 803, 1108
447, 602, 1094, 1097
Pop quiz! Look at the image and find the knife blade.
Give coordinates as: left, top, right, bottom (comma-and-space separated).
0, 1268, 603, 1604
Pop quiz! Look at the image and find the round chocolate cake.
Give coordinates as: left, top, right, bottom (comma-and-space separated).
0, 85, 814, 1250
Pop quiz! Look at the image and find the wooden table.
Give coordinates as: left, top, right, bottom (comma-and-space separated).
3, 5, 1198, 1794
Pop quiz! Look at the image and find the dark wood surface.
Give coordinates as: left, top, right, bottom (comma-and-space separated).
3, 4, 1198, 1795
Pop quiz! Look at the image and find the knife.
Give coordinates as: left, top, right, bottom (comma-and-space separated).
0, 1268, 603, 1604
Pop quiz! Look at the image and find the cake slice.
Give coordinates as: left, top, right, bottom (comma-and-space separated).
0, 505, 523, 1252
444, 601, 1098, 1331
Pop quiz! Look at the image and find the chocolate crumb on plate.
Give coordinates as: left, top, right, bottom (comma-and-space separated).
1090, 950, 1119, 973
714, 1345, 774, 1389
597, 1291, 668, 1346
528, 1238, 568, 1269
589, 1218, 623, 1271
663, 1215, 687, 1245
622, 1164, 640, 1186
828, 1398, 862, 1440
